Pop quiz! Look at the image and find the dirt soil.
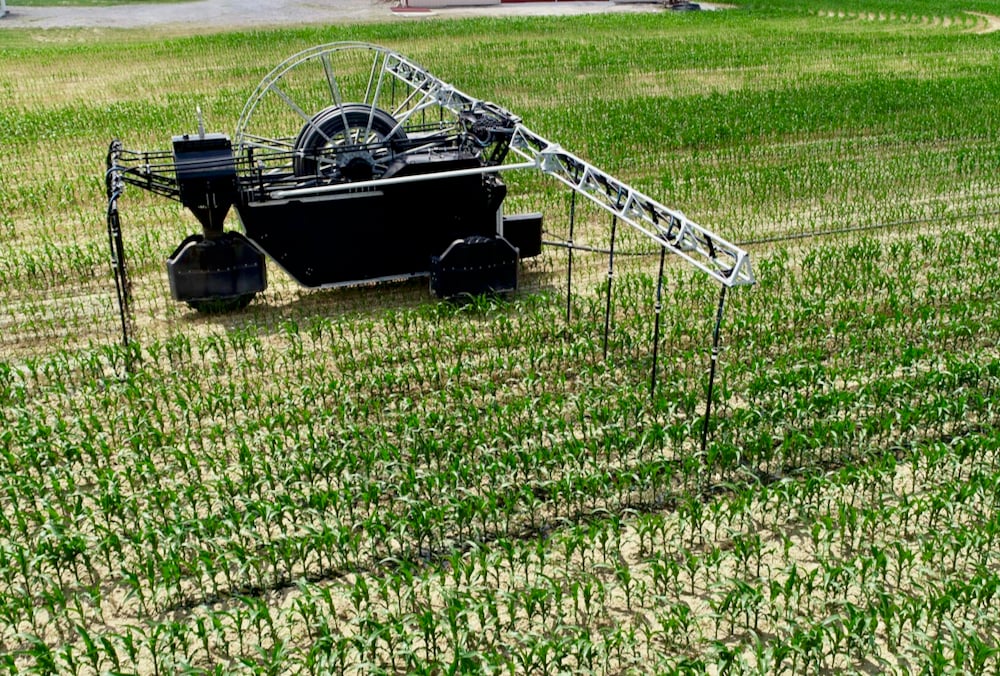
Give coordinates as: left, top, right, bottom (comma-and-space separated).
0, 0, 723, 30
967, 11, 1000, 33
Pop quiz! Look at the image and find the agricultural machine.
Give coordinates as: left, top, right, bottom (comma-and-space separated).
106, 42, 751, 319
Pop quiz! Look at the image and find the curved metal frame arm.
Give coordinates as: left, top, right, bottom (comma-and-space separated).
105, 141, 134, 350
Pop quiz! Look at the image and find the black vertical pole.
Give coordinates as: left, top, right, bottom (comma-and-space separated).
566, 190, 577, 328
109, 206, 131, 349
106, 143, 133, 372
603, 215, 618, 359
649, 245, 667, 400
701, 285, 729, 453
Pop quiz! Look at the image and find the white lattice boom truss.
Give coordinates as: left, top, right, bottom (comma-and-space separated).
381, 49, 754, 288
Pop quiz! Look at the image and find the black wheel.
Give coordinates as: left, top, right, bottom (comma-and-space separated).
293, 103, 407, 179
187, 292, 256, 314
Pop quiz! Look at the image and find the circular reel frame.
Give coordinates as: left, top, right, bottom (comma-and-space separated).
234, 42, 467, 184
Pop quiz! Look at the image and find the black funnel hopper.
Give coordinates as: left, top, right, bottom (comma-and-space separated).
172, 133, 237, 237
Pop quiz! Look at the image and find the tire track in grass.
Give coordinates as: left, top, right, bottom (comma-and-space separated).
966, 12, 1000, 34
814, 9, 975, 32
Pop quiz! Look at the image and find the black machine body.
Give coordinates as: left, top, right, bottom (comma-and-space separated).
110, 110, 542, 312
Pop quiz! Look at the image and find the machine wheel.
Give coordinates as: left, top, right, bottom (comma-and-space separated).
187, 292, 257, 314
293, 103, 407, 179
233, 44, 446, 185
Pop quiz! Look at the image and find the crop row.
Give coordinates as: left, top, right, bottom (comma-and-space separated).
3, 222, 999, 669
5, 424, 998, 672
4, 4, 1000, 671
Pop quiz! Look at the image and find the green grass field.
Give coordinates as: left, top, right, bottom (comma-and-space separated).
2, 2, 1000, 673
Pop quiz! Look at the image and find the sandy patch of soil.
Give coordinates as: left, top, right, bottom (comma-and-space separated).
966, 11, 1000, 34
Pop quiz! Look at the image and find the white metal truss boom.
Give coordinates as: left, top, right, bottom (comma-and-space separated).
508, 126, 754, 288
383, 50, 754, 289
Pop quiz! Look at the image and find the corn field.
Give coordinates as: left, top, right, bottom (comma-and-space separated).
2, 1, 1000, 673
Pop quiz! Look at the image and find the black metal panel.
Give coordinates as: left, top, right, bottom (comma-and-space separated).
502, 212, 543, 259
236, 151, 505, 288
167, 231, 266, 304
430, 236, 519, 298
238, 191, 392, 286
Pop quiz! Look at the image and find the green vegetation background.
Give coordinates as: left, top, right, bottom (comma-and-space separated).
1, 0, 999, 672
